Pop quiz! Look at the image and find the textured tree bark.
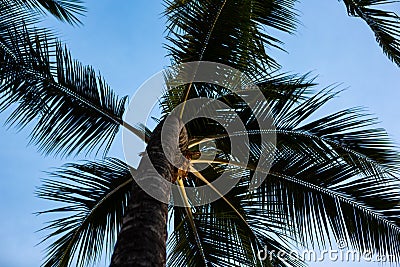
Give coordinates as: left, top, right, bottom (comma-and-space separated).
110, 116, 188, 267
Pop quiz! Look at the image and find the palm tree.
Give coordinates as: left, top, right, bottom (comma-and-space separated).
1, 0, 400, 266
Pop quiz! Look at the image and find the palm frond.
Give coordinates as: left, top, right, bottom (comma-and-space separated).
36, 158, 133, 267
0, 22, 128, 156
265, 149, 400, 257
341, 0, 400, 66
0, 0, 45, 41
11, 0, 86, 25
164, 0, 299, 75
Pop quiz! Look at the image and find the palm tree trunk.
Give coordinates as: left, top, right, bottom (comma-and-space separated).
110, 116, 187, 267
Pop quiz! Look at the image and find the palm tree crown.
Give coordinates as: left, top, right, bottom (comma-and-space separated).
1, 0, 400, 266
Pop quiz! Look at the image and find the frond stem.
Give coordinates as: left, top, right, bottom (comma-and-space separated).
176, 177, 208, 266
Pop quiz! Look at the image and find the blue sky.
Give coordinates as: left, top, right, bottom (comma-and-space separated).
0, 1, 399, 266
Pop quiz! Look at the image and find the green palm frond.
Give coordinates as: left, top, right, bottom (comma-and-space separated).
10, 0, 86, 24
341, 0, 400, 66
36, 158, 133, 267
295, 107, 399, 176
164, 0, 299, 75
0, 0, 45, 39
0, 20, 128, 156
264, 151, 400, 256
256, 72, 316, 102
